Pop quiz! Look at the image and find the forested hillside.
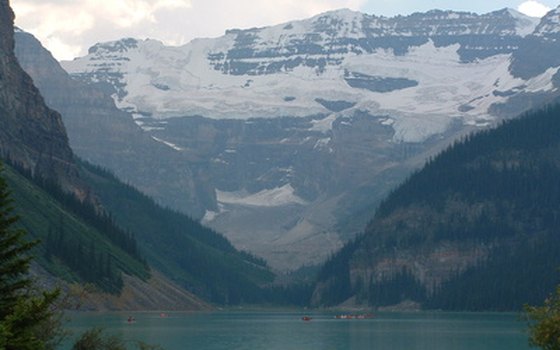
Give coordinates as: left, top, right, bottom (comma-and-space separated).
313, 103, 560, 311
2, 161, 149, 294
80, 161, 275, 304
4, 159, 275, 305
0, 0, 148, 298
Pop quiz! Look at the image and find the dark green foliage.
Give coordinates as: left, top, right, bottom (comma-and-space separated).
0, 163, 65, 350
79, 161, 257, 261
79, 161, 274, 304
375, 104, 560, 222
427, 235, 560, 311
377, 104, 560, 309
261, 283, 315, 307
45, 226, 123, 294
317, 103, 560, 310
0, 163, 37, 319
1, 290, 61, 350
6, 159, 145, 265
72, 328, 125, 350
1, 161, 149, 294
367, 268, 425, 307
315, 239, 359, 305
526, 285, 560, 350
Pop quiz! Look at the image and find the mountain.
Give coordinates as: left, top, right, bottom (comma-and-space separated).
2, 0, 274, 307
0, 1, 83, 197
63, 8, 547, 123
30, 7, 560, 270
510, 6, 560, 80
0, 0, 208, 310
312, 102, 560, 311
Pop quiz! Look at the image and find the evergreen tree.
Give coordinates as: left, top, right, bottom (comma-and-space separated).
0, 163, 61, 349
526, 285, 560, 350
0, 164, 37, 319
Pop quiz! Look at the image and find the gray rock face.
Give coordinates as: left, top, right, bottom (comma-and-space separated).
14, 31, 212, 216
209, 9, 535, 76
344, 72, 419, 92
0, 1, 82, 195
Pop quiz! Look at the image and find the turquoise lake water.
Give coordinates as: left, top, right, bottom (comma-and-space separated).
61, 311, 531, 350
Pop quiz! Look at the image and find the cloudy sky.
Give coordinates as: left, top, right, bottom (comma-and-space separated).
10, 0, 559, 61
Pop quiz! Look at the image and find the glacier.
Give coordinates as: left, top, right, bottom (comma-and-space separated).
61, 8, 554, 144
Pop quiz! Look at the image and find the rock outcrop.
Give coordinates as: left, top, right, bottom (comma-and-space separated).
0, 0, 81, 194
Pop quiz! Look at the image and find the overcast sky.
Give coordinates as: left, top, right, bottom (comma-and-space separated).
10, 0, 559, 61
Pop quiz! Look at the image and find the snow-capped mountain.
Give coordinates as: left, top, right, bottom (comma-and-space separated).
62, 8, 556, 143
533, 5, 560, 37
56, 7, 560, 270
510, 7, 560, 82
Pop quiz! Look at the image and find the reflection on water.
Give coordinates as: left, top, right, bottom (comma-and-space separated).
61, 311, 531, 350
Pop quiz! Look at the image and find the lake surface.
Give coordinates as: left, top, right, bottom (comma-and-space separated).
61, 311, 531, 350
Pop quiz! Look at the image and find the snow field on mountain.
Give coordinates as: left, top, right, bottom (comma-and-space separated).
216, 184, 307, 208
62, 8, 559, 144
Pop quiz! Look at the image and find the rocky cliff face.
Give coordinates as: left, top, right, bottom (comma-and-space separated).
14, 31, 213, 216
208, 8, 536, 75
0, 0, 81, 194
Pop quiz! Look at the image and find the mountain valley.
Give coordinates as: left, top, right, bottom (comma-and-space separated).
4, 0, 560, 313
29, 6, 560, 270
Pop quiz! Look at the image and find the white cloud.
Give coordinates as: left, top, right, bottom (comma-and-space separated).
13, 2, 95, 36
11, 0, 192, 60
103, 0, 192, 27
11, 0, 365, 61
517, 0, 551, 17
40, 36, 83, 61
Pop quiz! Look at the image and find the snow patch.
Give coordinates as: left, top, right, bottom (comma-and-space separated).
216, 184, 307, 207
201, 203, 227, 223
309, 114, 337, 133
525, 66, 560, 92
202, 210, 219, 222
313, 138, 333, 152
380, 118, 395, 126
506, 8, 540, 36
151, 136, 183, 151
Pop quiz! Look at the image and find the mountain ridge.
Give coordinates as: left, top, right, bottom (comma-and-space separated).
62, 7, 552, 127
